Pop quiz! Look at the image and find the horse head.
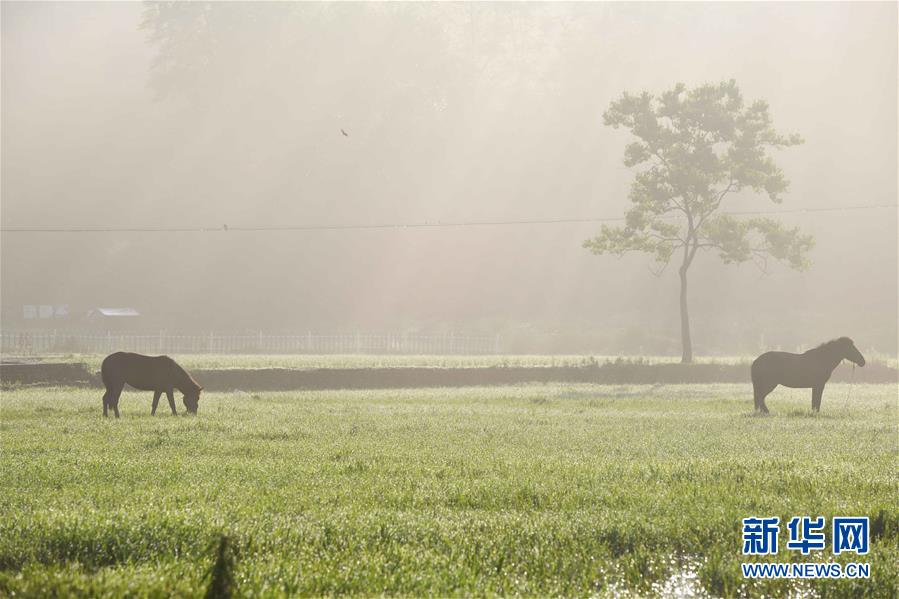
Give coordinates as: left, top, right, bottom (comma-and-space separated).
836, 337, 865, 367
183, 387, 202, 414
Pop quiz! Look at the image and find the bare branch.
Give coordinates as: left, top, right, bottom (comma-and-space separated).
647, 261, 670, 277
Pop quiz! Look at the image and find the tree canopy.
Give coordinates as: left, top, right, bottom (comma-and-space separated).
585, 80, 813, 274
584, 80, 813, 361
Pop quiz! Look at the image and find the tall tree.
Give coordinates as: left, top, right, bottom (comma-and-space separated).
584, 80, 813, 363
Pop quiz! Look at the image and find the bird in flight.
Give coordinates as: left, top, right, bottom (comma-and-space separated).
341, 129, 349, 137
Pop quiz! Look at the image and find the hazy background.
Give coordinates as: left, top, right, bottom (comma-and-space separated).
2, 2, 896, 355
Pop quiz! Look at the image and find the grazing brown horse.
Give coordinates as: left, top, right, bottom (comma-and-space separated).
751, 337, 865, 414
101, 352, 202, 418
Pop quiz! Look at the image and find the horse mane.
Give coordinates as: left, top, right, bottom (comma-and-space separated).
808, 337, 852, 353
182, 370, 203, 393
163, 356, 203, 392
813, 337, 852, 350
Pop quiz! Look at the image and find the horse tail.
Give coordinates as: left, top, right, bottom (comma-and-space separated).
749, 355, 761, 383
100, 352, 125, 387
100, 353, 113, 386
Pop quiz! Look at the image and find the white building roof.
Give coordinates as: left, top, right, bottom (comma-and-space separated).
93, 308, 140, 317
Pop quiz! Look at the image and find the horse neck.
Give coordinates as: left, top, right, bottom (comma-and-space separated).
172, 365, 198, 393
812, 344, 846, 371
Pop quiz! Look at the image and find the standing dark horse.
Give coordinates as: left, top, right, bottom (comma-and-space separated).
101, 352, 202, 418
751, 337, 865, 413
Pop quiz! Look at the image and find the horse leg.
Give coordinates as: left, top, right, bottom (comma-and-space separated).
758, 386, 773, 414
758, 393, 770, 414
753, 381, 773, 414
104, 381, 124, 418
151, 391, 162, 415
812, 385, 824, 412
166, 390, 177, 415
110, 391, 121, 418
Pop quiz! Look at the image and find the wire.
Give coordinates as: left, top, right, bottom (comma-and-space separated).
1, 203, 895, 233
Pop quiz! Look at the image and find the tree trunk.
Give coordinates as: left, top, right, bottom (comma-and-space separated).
679, 265, 693, 363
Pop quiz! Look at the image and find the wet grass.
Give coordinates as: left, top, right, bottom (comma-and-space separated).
1, 384, 896, 597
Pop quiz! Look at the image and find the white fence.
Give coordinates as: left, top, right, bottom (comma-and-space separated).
1, 330, 501, 355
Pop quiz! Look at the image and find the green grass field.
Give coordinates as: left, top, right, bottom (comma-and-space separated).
1, 383, 896, 597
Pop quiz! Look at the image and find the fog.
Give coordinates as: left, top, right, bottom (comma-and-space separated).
2, 2, 896, 355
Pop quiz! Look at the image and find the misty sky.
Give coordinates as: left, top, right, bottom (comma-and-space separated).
2, 2, 896, 354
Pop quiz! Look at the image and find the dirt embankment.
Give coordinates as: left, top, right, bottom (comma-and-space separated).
1, 360, 894, 390
1, 362, 98, 387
